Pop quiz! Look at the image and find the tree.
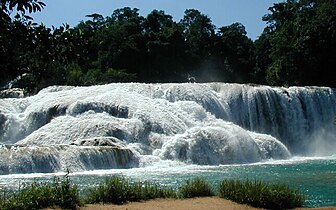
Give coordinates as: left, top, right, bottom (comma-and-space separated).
214, 23, 256, 83
0, 0, 45, 22
180, 9, 216, 77
260, 0, 336, 87
97, 7, 146, 77
0, 0, 45, 87
143, 10, 186, 81
253, 29, 272, 85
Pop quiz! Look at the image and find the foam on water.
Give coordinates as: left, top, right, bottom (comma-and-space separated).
0, 83, 335, 174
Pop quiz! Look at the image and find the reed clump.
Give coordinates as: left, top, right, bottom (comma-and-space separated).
0, 174, 80, 210
219, 179, 305, 209
0, 175, 305, 210
83, 176, 176, 204
179, 177, 214, 198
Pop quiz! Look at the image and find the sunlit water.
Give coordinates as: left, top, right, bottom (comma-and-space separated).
0, 156, 335, 208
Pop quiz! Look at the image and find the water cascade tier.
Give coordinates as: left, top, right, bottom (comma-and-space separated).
0, 143, 136, 174
0, 83, 335, 174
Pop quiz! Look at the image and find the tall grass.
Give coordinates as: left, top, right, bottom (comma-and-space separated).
219, 179, 305, 209
0, 174, 80, 210
179, 177, 214, 198
0, 175, 306, 209
84, 176, 176, 204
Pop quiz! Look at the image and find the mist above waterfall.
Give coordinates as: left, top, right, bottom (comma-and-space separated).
0, 83, 335, 174
306, 128, 336, 156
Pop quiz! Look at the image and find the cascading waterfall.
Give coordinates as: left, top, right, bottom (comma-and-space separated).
0, 144, 136, 174
213, 84, 336, 154
0, 83, 335, 175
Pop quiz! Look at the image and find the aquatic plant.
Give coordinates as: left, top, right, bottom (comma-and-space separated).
0, 175, 307, 209
179, 177, 214, 198
84, 176, 176, 204
0, 174, 80, 210
219, 179, 305, 209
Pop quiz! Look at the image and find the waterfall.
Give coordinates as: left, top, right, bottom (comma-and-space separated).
0, 144, 137, 175
212, 84, 336, 154
0, 83, 335, 174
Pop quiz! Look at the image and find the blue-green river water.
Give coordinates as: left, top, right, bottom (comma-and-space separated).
0, 156, 335, 208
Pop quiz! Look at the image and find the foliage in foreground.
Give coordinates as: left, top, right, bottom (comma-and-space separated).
0, 175, 306, 209
179, 177, 214, 198
0, 174, 80, 210
219, 179, 305, 210
84, 176, 176, 204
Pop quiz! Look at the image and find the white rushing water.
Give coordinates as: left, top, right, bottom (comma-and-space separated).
0, 83, 335, 174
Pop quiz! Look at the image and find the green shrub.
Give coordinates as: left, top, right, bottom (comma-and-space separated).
219, 179, 305, 209
0, 174, 80, 210
0, 175, 307, 210
179, 177, 214, 198
84, 176, 176, 204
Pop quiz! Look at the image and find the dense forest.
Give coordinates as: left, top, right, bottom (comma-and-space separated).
1, 0, 335, 94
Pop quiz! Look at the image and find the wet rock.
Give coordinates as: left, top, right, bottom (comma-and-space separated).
0, 88, 24, 98
71, 137, 125, 147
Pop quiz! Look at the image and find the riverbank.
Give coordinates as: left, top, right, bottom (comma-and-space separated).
78, 197, 336, 210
